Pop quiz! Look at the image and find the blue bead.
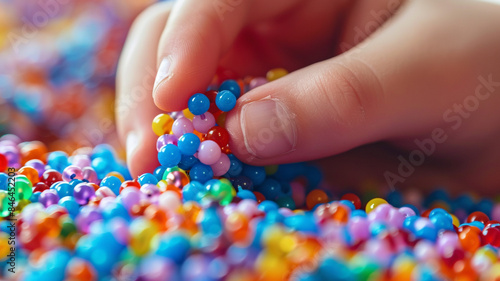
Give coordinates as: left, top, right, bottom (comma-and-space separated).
242, 165, 266, 186
386, 190, 403, 208
402, 216, 418, 232
178, 155, 199, 170
318, 258, 356, 281
264, 210, 285, 224
256, 178, 281, 200
188, 93, 210, 115
468, 221, 485, 230
154, 166, 168, 181
429, 208, 449, 218
0, 173, 8, 190
339, 200, 355, 211
100, 176, 122, 195
370, 222, 388, 236
430, 214, 454, 231
200, 207, 223, 236
47, 151, 69, 173
276, 196, 296, 209
158, 144, 182, 167
29, 191, 41, 203
92, 144, 116, 162
258, 200, 279, 213
182, 181, 206, 202
54, 182, 73, 198
218, 79, 240, 98
236, 189, 257, 201
350, 209, 367, 217
59, 196, 80, 218
231, 176, 254, 191
226, 154, 243, 177
215, 90, 236, 112
284, 214, 318, 234
178, 133, 200, 155
189, 163, 213, 183
138, 173, 158, 185
102, 202, 130, 221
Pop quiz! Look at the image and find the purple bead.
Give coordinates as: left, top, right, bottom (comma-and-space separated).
249, 77, 267, 90
387, 207, 405, 228
62, 165, 83, 182
109, 218, 130, 245
141, 184, 161, 198
492, 204, 500, 221
139, 256, 177, 280
364, 239, 392, 266
398, 206, 416, 218
82, 167, 98, 183
348, 216, 370, 242
120, 188, 142, 210
414, 240, 438, 261
169, 111, 184, 120
278, 208, 294, 217
73, 183, 96, 205
171, 117, 194, 138
192, 112, 216, 134
39, 189, 60, 207
76, 206, 103, 233
210, 153, 230, 177
72, 155, 91, 168
157, 134, 178, 152
236, 199, 259, 217
0, 134, 21, 144
198, 140, 221, 165
25, 159, 46, 176
436, 232, 459, 255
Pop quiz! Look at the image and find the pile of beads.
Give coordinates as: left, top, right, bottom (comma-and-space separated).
3, 69, 500, 281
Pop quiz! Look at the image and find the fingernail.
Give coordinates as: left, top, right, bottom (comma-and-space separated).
153, 56, 172, 94
240, 99, 297, 159
126, 132, 139, 159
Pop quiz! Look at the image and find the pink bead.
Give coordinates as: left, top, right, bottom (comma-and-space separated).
62, 165, 83, 182
72, 155, 91, 168
436, 232, 459, 255
99, 197, 116, 209
210, 153, 230, 176
96, 186, 116, 198
278, 208, 294, 217
387, 208, 405, 229
82, 167, 98, 183
157, 134, 178, 151
158, 191, 182, 213
171, 117, 194, 138
249, 77, 267, 90
348, 216, 370, 242
120, 188, 142, 210
198, 140, 221, 165
491, 204, 500, 221
414, 240, 438, 261
237, 199, 260, 217
193, 112, 216, 134
398, 206, 416, 218
109, 218, 130, 245
291, 182, 305, 208
365, 239, 392, 266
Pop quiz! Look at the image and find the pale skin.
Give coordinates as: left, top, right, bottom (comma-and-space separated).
117, 0, 500, 194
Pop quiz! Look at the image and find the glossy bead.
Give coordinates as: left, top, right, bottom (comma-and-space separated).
189, 163, 213, 183
366, 198, 388, 214
459, 225, 482, 252
188, 93, 210, 115
62, 165, 83, 182
219, 79, 241, 98
0, 153, 7, 172
178, 133, 201, 155
158, 144, 182, 167
156, 134, 178, 151
467, 211, 489, 225
73, 183, 96, 205
172, 117, 194, 138
215, 90, 237, 112
198, 140, 221, 165
306, 189, 329, 210
206, 126, 230, 147
42, 169, 63, 188
192, 112, 216, 134
341, 193, 362, 210
13, 175, 33, 201
210, 154, 230, 177
152, 113, 175, 136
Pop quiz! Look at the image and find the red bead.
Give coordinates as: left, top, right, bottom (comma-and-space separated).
119, 180, 141, 193
33, 182, 49, 193
483, 226, 500, 247
0, 153, 7, 172
206, 126, 230, 147
442, 248, 466, 268
341, 193, 361, 209
41, 169, 62, 187
466, 211, 489, 225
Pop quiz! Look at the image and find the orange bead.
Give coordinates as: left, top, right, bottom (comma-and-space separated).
225, 212, 249, 244
66, 257, 97, 281
329, 204, 350, 224
306, 189, 329, 210
144, 205, 169, 231
165, 170, 190, 189
157, 180, 182, 198
20, 141, 48, 164
18, 166, 39, 185
35, 216, 60, 238
130, 201, 150, 216
459, 226, 482, 252
120, 180, 141, 193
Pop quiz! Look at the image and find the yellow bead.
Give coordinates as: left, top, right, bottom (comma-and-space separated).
183, 108, 195, 120
365, 198, 388, 213
255, 251, 288, 280
152, 114, 174, 136
265, 165, 278, 175
266, 68, 288, 82
0, 233, 9, 260
106, 172, 125, 182
451, 214, 460, 228
129, 219, 159, 256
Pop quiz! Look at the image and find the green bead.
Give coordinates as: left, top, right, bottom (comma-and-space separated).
162, 166, 182, 180
60, 219, 77, 237
0, 191, 11, 217
211, 179, 233, 206
14, 175, 33, 201
350, 255, 380, 281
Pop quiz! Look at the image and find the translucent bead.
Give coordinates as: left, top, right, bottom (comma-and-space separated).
249, 77, 268, 90
62, 165, 83, 182
192, 112, 216, 134
171, 117, 194, 138
266, 68, 288, 81
82, 167, 98, 183
157, 134, 178, 151
206, 126, 230, 147
198, 140, 221, 165
18, 166, 39, 185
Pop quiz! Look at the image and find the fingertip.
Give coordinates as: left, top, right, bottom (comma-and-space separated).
126, 130, 159, 178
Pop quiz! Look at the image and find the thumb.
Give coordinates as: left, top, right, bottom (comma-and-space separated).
226, 58, 387, 165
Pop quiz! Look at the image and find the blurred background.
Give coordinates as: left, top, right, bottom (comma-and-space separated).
0, 0, 162, 159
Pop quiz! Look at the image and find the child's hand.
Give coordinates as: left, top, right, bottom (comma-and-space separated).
117, 0, 500, 191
